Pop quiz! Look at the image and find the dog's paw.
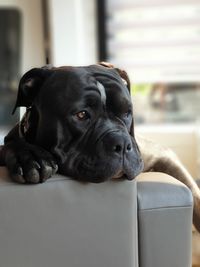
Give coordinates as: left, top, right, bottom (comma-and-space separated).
4, 143, 58, 184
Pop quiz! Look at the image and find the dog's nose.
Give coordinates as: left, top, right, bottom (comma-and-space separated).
103, 132, 133, 155
113, 141, 132, 154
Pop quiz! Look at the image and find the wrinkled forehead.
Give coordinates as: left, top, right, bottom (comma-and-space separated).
87, 65, 130, 99
66, 68, 107, 102
54, 66, 130, 96
67, 68, 109, 106
40, 66, 131, 111
91, 72, 131, 109
68, 66, 127, 89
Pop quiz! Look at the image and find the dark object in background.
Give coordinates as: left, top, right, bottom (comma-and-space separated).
0, 9, 21, 130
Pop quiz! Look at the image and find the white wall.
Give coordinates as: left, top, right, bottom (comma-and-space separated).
48, 0, 98, 66
136, 124, 199, 178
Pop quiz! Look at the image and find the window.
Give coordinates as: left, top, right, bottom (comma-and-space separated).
104, 0, 200, 124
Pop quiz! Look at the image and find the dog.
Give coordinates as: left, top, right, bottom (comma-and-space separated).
0, 62, 200, 232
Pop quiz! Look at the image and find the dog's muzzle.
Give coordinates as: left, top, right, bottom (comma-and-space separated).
58, 127, 144, 183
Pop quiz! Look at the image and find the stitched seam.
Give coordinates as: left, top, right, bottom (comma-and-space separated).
139, 205, 193, 212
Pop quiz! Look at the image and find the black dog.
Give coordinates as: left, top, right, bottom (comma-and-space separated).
1, 63, 143, 184
1, 62, 200, 232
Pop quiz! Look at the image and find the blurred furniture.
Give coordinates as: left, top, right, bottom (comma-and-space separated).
0, 0, 46, 141
0, 167, 193, 267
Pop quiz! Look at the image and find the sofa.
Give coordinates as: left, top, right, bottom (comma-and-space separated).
0, 167, 193, 267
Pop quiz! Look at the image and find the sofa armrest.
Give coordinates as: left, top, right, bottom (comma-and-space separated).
136, 172, 193, 267
0, 167, 138, 267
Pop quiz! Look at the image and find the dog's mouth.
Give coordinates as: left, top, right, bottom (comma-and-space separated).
111, 170, 124, 179
59, 153, 143, 183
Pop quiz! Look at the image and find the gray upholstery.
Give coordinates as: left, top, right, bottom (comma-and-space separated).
0, 167, 193, 267
0, 167, 138, 267
137, 173, 193, 267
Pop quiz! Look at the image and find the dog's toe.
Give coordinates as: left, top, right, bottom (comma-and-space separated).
25, 167, 40, 184
39, 161, 54, 182
12, 166, 26, 184
5, 150, 26, 183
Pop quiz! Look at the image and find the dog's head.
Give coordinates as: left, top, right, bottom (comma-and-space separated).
13, 63, 143, 182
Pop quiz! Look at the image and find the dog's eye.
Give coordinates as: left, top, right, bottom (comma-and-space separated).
124, 110, 132, 118
76, 111, 90, 121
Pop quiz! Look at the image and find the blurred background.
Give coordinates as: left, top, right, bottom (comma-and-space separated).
0, 0, 200, 264
1, 0, 200, 180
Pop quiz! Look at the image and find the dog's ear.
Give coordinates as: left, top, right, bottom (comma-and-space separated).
99, 61, 131, 93
12, 66, 54, 114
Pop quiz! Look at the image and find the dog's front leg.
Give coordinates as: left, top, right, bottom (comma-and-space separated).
2, 124, 58, 184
